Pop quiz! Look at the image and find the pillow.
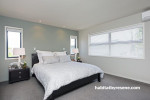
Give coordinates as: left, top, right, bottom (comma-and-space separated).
53, 51, 67, 56
59, 55, 71, 63
42, 56, 59, 64
36, 50, 54, 63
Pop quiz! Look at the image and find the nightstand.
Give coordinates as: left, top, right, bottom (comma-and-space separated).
77, 60, 82, 63
9, 68, 30, 84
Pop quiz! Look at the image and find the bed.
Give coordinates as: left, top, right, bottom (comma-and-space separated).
31, 53, 104, 100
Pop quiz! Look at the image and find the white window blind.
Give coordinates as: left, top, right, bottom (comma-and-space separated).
89, 24, 144, 59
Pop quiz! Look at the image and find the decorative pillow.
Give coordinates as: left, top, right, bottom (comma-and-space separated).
42, 56, 59, 64
59, 55, 71, 63
36, 50, 54, 63
53, 51, 67, 56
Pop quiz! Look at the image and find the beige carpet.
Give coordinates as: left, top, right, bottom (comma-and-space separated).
0, 74, 150, 100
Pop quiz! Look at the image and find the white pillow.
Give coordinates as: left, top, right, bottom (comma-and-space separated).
53, 51, 66, 56
42, 56, 59, 64
36, 50, 54, 63
59, 55, 71, 63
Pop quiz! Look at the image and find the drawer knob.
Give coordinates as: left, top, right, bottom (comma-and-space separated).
19, 76, 22, 78
19, 72, 21, 74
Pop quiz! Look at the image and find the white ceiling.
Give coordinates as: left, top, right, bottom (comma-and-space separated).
0, 0, 150, 31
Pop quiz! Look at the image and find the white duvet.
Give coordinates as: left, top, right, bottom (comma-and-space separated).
31, 61, 104, 100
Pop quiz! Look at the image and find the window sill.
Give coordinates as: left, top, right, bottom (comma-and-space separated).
88, 55, 145, 60
5, 58, 18, 60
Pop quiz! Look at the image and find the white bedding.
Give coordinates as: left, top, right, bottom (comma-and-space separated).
31, 61, 104, 100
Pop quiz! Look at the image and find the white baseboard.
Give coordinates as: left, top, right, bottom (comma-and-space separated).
104, 72, 150, 85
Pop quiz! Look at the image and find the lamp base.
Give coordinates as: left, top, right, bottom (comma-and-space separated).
18, 56, 21, 69
74, 54, 77, 61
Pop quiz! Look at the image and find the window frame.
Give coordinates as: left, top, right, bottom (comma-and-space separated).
5, 26, 23, 60
70, 35, 77, 55
88, 23, 145, 59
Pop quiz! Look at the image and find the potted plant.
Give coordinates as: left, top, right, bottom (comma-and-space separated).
77, 57, 81, 62
22, 61, 27, 69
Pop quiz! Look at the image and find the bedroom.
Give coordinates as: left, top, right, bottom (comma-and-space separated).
0, 0, 150, 100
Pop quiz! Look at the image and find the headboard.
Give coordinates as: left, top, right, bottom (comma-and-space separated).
32, 51, 68, 67
32, 53, 39, 67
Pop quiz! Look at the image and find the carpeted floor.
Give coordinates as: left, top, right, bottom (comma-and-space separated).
0, 74, 150, 100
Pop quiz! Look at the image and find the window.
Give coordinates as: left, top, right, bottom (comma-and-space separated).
70, 36, 77, 54
5, 26, 23, 59
89, 24, 144, 59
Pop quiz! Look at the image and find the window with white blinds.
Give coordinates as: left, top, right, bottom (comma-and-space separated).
70, 36, 77, 54
88, 24, 144, 59
5, 26, 23, 59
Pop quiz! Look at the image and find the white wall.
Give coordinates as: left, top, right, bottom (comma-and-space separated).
79, 13, 150, 84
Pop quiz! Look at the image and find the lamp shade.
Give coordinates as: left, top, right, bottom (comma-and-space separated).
13, 48, 25, 56
72, 48, 79, 54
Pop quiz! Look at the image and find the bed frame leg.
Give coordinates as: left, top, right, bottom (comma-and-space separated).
98, 73, 101, 82
32, 74, 35, 77
48, 98, 54, 100
47, 95, 54, 100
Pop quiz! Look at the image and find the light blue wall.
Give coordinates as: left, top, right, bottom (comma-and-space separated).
0, 15, 78, 82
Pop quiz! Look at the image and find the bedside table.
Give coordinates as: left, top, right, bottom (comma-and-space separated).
77, 60, 82, 63
9, 68, 30, 84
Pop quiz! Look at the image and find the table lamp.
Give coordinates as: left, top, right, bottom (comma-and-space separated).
13, 48, 25, 68
72, 48, 79, 61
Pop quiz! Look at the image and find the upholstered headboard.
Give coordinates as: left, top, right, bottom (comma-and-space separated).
32, 53, 39, 67
32, 51, 69, 67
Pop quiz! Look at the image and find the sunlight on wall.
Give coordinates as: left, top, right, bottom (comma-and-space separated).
32, 26, 45, 40
56, 29, 66, 40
